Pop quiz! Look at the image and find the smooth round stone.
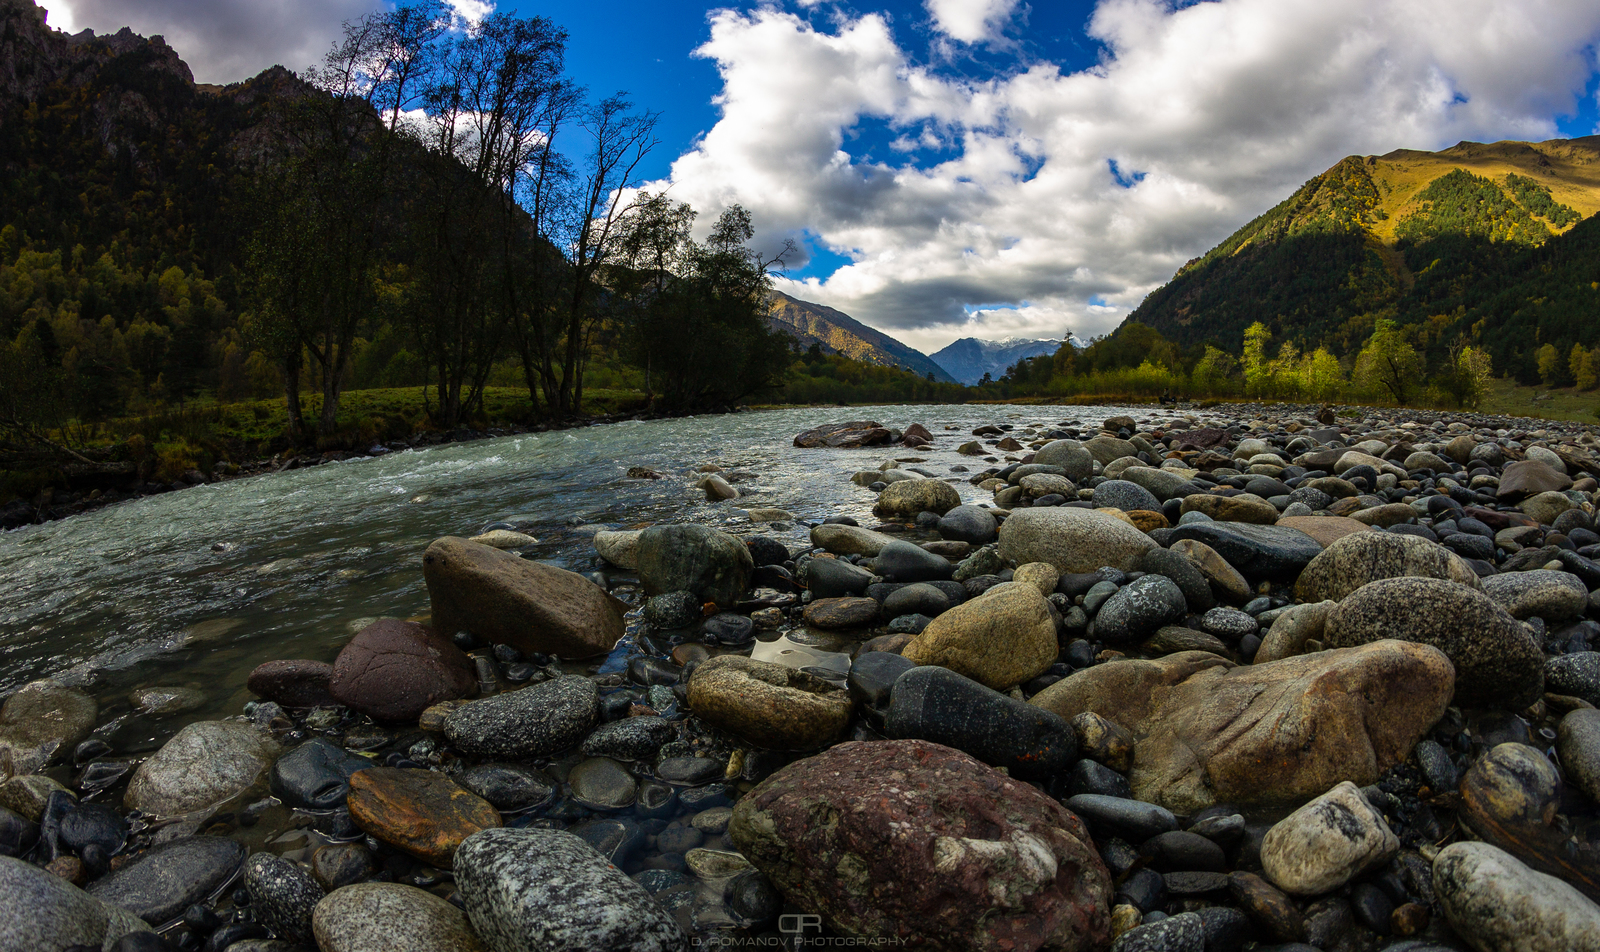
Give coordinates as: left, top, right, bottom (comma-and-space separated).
802, 596, 882, 629
1260, 782, 1397, 896
347, 768, 501, 868
656, 756, 725, 785
48, 793, 127, 857
128, 686, 207, 716
885, 665, 1076, 780
691, 807, 734, 834
454, 828, 684, 950
726, 869, 782, 926
1199, 607, 1257, 640
702, 613, 755, 645
569, 757, 638, 810
246, 852, 324, 945
644, 592, 702, 629
311, 844, 375, 891
1065, 759, 1132, 799
444, 677, 599, 758
655, 825, 704, 853
271, 738, 371, 810
247, 659, 338, 708
635, 782, 678, 819
457, 764, 554, 812
685, 847, 752, 879
1092, 480, 1162, 514
87, 836, 247, 925
312, 882, 482, 952
1083, 580, 1119, 614
1066, 794, 1178, 842
123, 720, 279, 818
1108, 911, 1205, 951
0, 855, 154, 950
627, 657, 681, 687
1090, 575, 1188, 644
938, 505, 999, 545
882, 583, 950, 618
1435, 841, 1600, 952
329, 620, 476, 722
1141, 830, 1227, 873
846, 652, 917, 709
569, 818, 647, 864
870, 541, 955, 583
805, 558, 876, 598
685, 655, 854, 750
745, 536, 790, 567
1546, 652, 1600, 706
1139, 549, 1215, 613
582, 716, 676, 761
0, 681, 98, 776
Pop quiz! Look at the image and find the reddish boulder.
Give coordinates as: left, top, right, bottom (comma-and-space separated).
793, 422, 892, 449
247, 660, 336, 708
902, 423, 934, 446
729, 739, 1112, 951
1497, 460, 1572, 501
329, 620, 475, 722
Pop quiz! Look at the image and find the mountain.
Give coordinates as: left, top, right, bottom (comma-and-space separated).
1126, 137, 1600, 380
767, 291, 958, 383
930, 337, 1063, 385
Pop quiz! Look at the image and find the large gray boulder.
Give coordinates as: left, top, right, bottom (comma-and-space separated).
443, 677, 599, 758
1435, 842, 1600, 952
998, 507, 1157, 574
455, 828, 684, 951
124, 721, 279, 817
1033, 440, 1095, 480
0, 681, 96, 777
0, 855, 153, 951
1324, 577, 1543, 709
313, 882, 483, 952
636, 524, 753, 606
1294, 530, 1481, 603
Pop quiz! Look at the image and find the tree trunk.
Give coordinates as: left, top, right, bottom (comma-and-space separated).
284, 355, 306, 445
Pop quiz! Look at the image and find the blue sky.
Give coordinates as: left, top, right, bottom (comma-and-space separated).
44, 0, 1600, 352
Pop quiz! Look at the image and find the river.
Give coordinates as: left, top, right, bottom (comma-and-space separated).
0, 403, 1134, 738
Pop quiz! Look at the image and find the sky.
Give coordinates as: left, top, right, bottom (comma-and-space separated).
39, 0, 1600, 355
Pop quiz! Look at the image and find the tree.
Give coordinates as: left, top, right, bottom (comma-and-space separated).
1536, 342, 1563, 387
1241, 322, 1271, 396
1571, 342, 1598, 391
1353, 317, 1424, 404
1192, 345, 1240, 393
1300, 347, 1346, 402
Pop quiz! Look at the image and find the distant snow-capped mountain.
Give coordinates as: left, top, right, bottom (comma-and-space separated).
930, 337, 1064, 385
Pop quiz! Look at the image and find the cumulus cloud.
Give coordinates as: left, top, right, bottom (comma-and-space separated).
925, 0, 1021, 44
43, 0, 411, 84
650, 0, 1600, 353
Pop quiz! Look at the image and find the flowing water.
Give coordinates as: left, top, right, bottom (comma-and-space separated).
0, 403, 1130, 740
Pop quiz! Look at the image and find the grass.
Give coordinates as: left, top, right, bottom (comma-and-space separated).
1477, 377, 1600, 423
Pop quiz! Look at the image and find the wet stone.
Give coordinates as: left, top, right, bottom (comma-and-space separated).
456, 764, 553, 813
347, 768, 501, 868
568, 757, 638, 810
271, 738, 372, 811
246, 852, 324, 945
88, 835, 247, 925
582, 715, 676, 761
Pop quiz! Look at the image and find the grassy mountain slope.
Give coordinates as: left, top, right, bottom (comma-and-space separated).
767, 290, 958, 383
1128, 137, 1600, 379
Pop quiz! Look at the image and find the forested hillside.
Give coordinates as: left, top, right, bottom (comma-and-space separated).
1127, 137, 1600, 383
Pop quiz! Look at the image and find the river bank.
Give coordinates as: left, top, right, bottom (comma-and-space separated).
2, 401, 1600, 950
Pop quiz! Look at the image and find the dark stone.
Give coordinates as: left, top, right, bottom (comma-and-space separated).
246, 660, 337, 708
726, 869, 782, 927
458, 764, 554, 812
1064, 759, 1132, 799
1090, 575, 1187, 644
627, 657, 681, 686
806, 558, 876, 598
1350, 881, 1392, 935
644, 592, 702, 629
802, 596, 882, 629
1108, 911, 1205, 950
1092, 480, 1161, 513
270, 738, 370, 810
1194, 906, 1249, 952
0, 806, 37, 858
881, 583, 950, 619
1140, 830, 1227, 872
701, 614, 755, 646
1116, 867, 1168, 914
793, 422, 891, 449
244, 852, 323, 945
746, 537, 790, 568
1166, 523, 1323, 581
846, 652, 917, 709
444, 677, 600, 757
1139, 549, 1215, 613
88, 836, 247, 925
937, 506, 998, 546
583, 716, 676, 762
328, 619, 475, 722
870, 541, 954, 583
1065, 794, 1177, 842
657, 757, 725, 785
1546, 652, 1600, 705
637, 525, 754, 606
885, 666, 1076, 780
50, 795, 127, 859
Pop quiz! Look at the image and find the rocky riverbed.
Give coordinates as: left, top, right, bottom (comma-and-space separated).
4, 403, 1600, 951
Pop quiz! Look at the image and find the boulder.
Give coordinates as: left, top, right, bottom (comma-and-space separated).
425, 537, 625, 658
1030, 641, 1453, 813
1118, 466, 1196, 501
347, 768, 500, 868
244, 853, 324, 946
1083, 435, 1137, 465
0, 855, 153, 950
1034, 440, 1096, 480
124, 721, 279, 817
1260, 782, 1398, 896
0, 681, 96, 777
636, 524, 753, 606
730, 739, 1112, 951
313, 883, 483, 952
1434, 842, 1600, 952
246, 660, 336, 708
802, 596, 881, 629
1180, 494, 1279, 525
875, 478, 961, 517
329, 619, 476, 722
1089, 575, 1187, 644
810, 523, 899, 557
998, 507, 1158, 574
937, 505, 999, 545
270, 738, 372, 810
1497, 460, 1572, 501
1482, 570, 1589, 621
1522, 490, 1577, 526
1091, 480, 1162, 514
592, 529, 642, 569
1166, 523, 1322, 582
870, 540, 955, 582
1323, 577, 1543, 709
687, 656, 854, 750
1255, 601, 1334, 664
89, 835, 247, 925
1294, 530, 1480, 603
456, 828, 684, 951
804, 557, 876, 598
901, 582, 1058, 691
885, 666, 1077, 780
1168, 539, 1251, 602
794, 421, 891, 448
443, 677, 599, 758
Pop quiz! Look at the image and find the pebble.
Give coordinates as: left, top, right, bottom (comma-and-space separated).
1259, 781, 1398, 895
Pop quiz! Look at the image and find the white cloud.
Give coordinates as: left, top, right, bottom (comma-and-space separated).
651, 0, 1600, 353
925, 0, 1020, 44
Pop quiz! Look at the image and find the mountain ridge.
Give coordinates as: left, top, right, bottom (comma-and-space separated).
930, 336, 1061, 385
766, 291, 957, 383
